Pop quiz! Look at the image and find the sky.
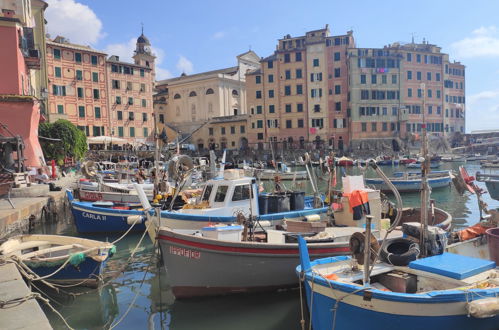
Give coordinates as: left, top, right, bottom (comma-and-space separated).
43, 0, 499, 132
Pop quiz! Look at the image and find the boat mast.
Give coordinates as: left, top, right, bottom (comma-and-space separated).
153, 111, 160, 195
420, 83, 429, 256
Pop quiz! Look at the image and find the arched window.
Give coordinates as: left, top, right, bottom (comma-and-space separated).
232, 89, 239, 96
173, 93, 181, 99
206, 88, 214, 95
189, 91, 197, 97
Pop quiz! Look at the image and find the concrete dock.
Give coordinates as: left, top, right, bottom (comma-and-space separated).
0, 263, 52, 329
0, 175, 77, 240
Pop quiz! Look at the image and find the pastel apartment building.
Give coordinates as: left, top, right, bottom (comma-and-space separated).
46, 36, 109, 137
247, 26, 465, 152
348, 41, 465, 150
107, 33, 156, 143
45, 32, 156, 144
246, 26, 354, 151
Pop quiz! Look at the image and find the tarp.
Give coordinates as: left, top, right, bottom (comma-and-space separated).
87, 136, 127, 144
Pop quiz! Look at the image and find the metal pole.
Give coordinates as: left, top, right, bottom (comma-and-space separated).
363, 215, 373, 286
420, 83, 429, 256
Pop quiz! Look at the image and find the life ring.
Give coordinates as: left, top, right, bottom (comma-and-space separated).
380, 238, 420, 266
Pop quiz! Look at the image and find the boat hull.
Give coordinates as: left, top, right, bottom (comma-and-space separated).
158, 229, 350, 298
298, 256, 499, 330
365, 176, 451, 192
301, 281, 498, 330
26, 256, 107, 287
70, 201, 146, 233
484, 180, 499, 200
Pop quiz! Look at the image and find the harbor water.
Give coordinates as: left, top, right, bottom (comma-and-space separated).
36, 162, 498, 329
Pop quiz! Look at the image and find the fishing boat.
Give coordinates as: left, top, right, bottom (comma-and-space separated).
375, 156, 399, 166
0, 234, 115, 287
442, 155, 466, 162
481, 160, 499, 169
385, 206, 452, 231
67, 190, 149, 233
297, 237, 499, 330
336, 156, 354, 167
365, 171, 452, 193
157, 225, 374, 298
399, 157, 417, 165
156, 170, 329, 230
406, 161, 440, 169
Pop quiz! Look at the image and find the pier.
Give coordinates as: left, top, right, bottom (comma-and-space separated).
0, 262, 52, 329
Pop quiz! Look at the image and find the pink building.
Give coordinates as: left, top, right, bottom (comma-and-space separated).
0, 0, 46, 168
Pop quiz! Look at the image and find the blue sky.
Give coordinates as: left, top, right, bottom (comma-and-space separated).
44, 0, 499, 132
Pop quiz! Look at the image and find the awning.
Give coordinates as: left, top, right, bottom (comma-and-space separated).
87, 136, 128, 144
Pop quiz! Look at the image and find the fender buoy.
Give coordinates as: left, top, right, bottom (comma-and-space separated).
380, 238, 420, 266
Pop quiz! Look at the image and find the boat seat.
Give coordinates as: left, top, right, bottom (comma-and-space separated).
21, 244, 86, 259
1, 240, 51, 255
409, 253, 496, 280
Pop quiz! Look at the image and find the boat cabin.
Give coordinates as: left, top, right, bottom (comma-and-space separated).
181, 172, 259, 217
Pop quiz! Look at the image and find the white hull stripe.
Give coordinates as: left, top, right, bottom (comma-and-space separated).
309, 281, 470, 317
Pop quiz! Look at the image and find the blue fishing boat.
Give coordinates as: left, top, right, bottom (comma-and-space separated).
0, 234, 115, 287
365, 172, 451, 193
297, 237, 499, 330
67, 190, 147, 233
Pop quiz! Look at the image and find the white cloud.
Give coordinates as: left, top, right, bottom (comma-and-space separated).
103, 38, 172, 80
451, 25, 499, 58
156, 67, 173, 80
176, 56, 194, 74
212, 31, 227, 40
45, 0, 103, 45
466, 89, 499, 131
103, 38, 136, 62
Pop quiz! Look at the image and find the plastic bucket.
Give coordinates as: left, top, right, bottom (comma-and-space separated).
485, 227, 499, 264
289, 191, 305, 211
258, 195, 269, 215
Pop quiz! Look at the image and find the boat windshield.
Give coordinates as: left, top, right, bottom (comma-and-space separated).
214, 186, 229, 202
232, 184, 251, 201
201, 184, 213, 201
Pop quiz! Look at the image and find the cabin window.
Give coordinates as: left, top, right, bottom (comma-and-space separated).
202, 185, 213, 201
214, 186, 229, 202
232, 185, 251, 201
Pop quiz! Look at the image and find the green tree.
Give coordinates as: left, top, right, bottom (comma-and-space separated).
39, 120, 87, 162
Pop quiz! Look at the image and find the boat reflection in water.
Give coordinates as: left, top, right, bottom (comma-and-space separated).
39, 284, 119, 329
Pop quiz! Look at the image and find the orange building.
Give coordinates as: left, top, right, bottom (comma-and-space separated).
0, 0, 47, 168
107, 33, 156, 144
46, 36, 109, 137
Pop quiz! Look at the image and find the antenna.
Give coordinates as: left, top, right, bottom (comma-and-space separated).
141, 22, 144, 35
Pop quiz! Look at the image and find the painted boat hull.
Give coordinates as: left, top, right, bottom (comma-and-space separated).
297, 256, 499, 330
1, 234, 114, 287
26, 256, 108, 287
158, 229, 350, 298
365, 176, 451, 192
70, 201, 146, 233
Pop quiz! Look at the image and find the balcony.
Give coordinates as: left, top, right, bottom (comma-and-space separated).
24, 49, 41, 70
